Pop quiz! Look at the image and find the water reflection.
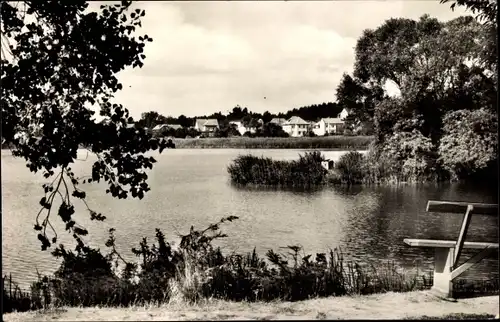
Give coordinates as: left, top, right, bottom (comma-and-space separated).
2, 149, 498, 290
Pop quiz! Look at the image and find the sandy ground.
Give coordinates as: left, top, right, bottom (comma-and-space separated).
4, 291, 499, 321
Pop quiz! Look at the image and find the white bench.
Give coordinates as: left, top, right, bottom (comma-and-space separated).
404, 200, 498, 298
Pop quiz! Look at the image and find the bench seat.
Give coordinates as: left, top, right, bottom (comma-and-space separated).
404, 239, 499, 249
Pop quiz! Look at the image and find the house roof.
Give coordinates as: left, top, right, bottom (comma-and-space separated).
195, 118, 219, 128
322, 117, 344, 124
270, 118, 287, 124
167, 124, 182, 130
153, 124, 183, 131
152, 124, 168, 131
285, 116, 309, 125
203, 119, 219, 127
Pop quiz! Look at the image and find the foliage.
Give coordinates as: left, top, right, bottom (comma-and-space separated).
380, 130, 440, 183
441, 0, 497, 25
136, 111, 169, 129
1, 1, 174, 250
334, 151, 365, 184
337, 10, 498, 184
227, 151, 327, 187
174, 136, 373, 149
154, 126, 200, 139
438, 108, 497, 180
214, 120, 241, 138
255, 122, 289, 138
3, 275, 41, 313
4, 217, 432, 310
335, 73, 384, 126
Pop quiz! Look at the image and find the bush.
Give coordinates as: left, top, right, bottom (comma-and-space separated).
227, 151, 327, 187
334, 151, 365, 184
438, 108, 498, 181
379, 130, 440, 183
1, 217, 439, 310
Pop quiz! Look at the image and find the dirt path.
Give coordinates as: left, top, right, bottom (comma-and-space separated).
4, 291, 499, 321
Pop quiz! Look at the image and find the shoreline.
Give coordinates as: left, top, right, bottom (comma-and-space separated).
4, 291, 499, 321
2, 136, 374, 151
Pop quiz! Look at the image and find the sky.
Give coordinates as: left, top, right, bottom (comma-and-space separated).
95, 0, 470, 119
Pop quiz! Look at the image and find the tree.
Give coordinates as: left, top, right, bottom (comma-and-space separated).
215, 120, 240, 138
137, 111, 168, 129
335, 73, 383, 126
1, 1, 171, 251
352, 14, 495, 143
177, 114, 191, 128
257, 123, 288, 138
262, 111, 273, 124
440, 0, 497, 79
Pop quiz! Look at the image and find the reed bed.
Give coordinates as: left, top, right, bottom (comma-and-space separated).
227, 151, 327, 187
174, 136, 373, 149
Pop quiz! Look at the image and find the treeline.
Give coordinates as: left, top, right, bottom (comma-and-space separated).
136, 102, 343, 130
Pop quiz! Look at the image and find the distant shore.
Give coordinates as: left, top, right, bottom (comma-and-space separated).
2, 136, 374, 150
173, 136, 373, 149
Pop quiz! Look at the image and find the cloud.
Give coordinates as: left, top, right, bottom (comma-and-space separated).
107, 1, 469, 119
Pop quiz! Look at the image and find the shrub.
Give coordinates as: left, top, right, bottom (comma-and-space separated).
438, 108, 498, 181
361, 143, 397, 184
5, 216, 440, 310
380, 130, 440, 183
334, 151, 365, 184
227, 151, 327, 187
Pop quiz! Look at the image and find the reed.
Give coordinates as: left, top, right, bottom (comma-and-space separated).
227, 151, 327, 187
174, 136, 373, 149
3, 218, 492, 311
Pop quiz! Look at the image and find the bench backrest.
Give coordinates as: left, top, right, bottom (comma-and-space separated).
426, 200, 498, 216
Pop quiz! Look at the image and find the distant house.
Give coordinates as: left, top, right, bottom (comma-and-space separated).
312, 118, 345, 136
194, 119, 219, 136
152, 124, 183, 134
282, 116, 311, 137
269, 118, 287, 126
230, 119, 263, 135
166, 124, 183, 131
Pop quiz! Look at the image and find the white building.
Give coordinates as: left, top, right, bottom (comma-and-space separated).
230, 119, 263, 135
194, 119, 219, 136
312, 118, 345, 136
282, 116, 311, 137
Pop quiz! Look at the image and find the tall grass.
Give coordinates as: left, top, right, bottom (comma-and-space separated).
2, 274, 43, 313
174, 136, 373, 149
2, 217, 437, 312
227, 151, 327, 187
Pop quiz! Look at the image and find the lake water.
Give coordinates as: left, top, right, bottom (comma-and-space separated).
2, 149, 498, 291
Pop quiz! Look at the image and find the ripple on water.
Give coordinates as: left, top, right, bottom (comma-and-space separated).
2, 149, 498, 290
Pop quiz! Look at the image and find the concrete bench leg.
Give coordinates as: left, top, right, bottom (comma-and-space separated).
432, 248, 454, 298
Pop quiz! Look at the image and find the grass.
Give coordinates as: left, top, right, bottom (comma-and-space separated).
173, 135, 373, 149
